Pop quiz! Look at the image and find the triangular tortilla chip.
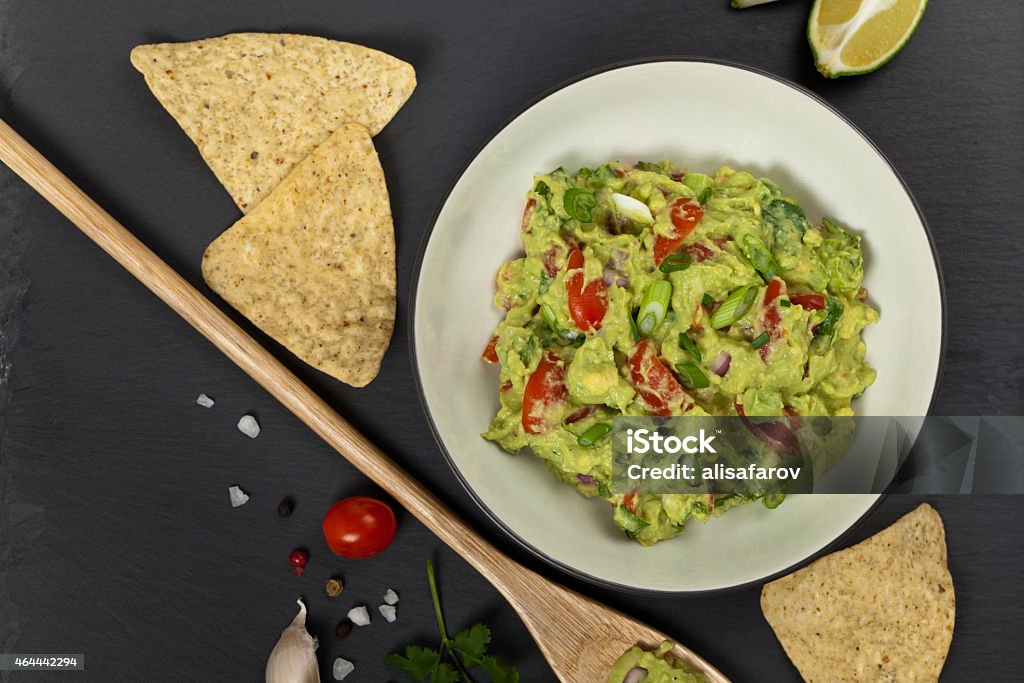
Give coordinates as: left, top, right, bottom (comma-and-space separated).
131, 33, 415, 213
202, 123, 395, 387
761, 504, 955, 682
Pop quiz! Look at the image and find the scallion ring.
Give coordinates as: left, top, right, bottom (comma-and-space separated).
678, 333, 701, 363
636, 281, 673, 336
709, 284, 757, 329
751, 332, 771, 349
540, 304, 560, 332
675, 363, 710, 389
658, 252, 691, 274
577, 423, 612, 447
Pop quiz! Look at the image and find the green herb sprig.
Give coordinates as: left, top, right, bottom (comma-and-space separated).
387, 560, 519, 683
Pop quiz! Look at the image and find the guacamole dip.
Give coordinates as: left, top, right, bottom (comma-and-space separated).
607, 642, 707, 683
482, 160, 877, 545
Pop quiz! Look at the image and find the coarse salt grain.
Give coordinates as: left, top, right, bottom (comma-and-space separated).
237, 414, 260, 438
228, 485, 249, 508
378, 604, 397, 623
347, 605, 370, 626
332, 657, 355, 680
383, 588, 399, 605
196, 393, 215, 408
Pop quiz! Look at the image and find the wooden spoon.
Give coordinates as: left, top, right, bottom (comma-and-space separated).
0, 118, 730, 683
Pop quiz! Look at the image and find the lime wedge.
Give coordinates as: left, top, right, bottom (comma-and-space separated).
809, 0, 928, 77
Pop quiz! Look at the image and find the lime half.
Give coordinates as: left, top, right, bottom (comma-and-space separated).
809, 0, 928, 77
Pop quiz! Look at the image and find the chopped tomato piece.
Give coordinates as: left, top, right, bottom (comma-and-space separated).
789, 293, 826, 310
521, 198, 536, 233
542, 247, 561, 278
565, 249, 608, 331
653, 198, 705, 265
623, 492, 638, 514
482, 335, 499, 363
681, 241, 715, 262
759, 278, 787, 360
764, 278, 784, 306
522, 351, 568, 435
499, 380, 513, 393
627, 339, 692, 416
565, 405, 596, 424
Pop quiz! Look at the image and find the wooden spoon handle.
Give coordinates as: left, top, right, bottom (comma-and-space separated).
0, 117, 520, 585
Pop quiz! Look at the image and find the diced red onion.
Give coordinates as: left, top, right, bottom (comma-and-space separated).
623, 668, 648, 683
603, 266, 629, 288
576, 473, 596, 485
709, 351, 732, 376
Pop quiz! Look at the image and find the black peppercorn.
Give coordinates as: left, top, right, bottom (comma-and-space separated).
335, 620, 352, 638
277, 496, 295, 517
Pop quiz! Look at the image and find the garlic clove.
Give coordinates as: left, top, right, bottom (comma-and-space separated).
266, 598, 321, 683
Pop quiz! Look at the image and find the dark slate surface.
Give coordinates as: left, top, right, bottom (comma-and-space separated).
1, 1, 1022, 681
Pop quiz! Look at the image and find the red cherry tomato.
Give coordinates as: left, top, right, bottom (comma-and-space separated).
653, 198, 705, 265
564, 249, 608, 331
322, 497, 397, 559
521, 351, 568, 434
760, 279, 786, 360
681, 241, 715, 263
789, 293, 826, 310
627, 339, 692, 416
521, 198, 536, 233
481, 334, 499, 363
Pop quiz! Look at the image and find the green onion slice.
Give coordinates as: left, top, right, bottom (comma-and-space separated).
701, 293, 714, 308
678, 333, 701, 363
762, 493, 786, 509
628, 313, 641, 342
779, 299, 792, 307
751, 332, 770, 349
658, 252, 692, 274
682, 172, 715, 205
636, 281, 673, 336
563, 188, 597, 222
675, 363, 710, 389
540, 304, 560, 332
741, 235, 782, 282
577, 423, 612, 447
709, 285, 757, 329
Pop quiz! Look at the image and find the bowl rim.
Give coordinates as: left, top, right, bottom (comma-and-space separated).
408, 56, 947, 596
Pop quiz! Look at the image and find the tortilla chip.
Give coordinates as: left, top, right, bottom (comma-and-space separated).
201, 123, 395, 387
131, 33, 415, 213
761, 504, 955, 683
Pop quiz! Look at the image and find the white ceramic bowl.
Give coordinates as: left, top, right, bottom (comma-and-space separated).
411, 59, 943, 594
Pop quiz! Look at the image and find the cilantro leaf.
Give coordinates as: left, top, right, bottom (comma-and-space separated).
388, 561, 521, 683
452, 623, 491, 663
386, 646, 442, 681
481, 655, 519, 683
430, 662, 460, 683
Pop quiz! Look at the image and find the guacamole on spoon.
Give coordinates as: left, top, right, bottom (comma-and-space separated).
482, 160, 877, 545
